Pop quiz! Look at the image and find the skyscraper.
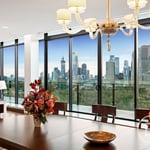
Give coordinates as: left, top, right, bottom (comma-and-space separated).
123, 60, 129, 80
109, 55, 119, 75
109, 55, 115, 61
139, 45, 150, 80
52, 67, 60, 81
106, 61, 115, 82
114, 57, 119, 75
61, 57, 66, 79
82, 63, 87, 79
72, 52, 78, 80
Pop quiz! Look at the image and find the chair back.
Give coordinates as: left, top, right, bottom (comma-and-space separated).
135, 108, 150, 120
135, 108, 150, 129
92, 104, 116, 123
53, 102, 67, 116
0, 104, 4, 113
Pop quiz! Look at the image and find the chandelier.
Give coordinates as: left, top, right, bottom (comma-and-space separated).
57, 0, 150, 51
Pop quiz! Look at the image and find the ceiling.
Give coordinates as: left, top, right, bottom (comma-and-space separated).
0, 0, 149, 43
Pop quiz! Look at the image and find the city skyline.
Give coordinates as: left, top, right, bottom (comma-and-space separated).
48, 53, 131, 81
3, 29, 150, 78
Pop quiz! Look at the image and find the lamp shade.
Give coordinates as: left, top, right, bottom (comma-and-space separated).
0, 80, 7, 90
127, 0, 148, 9
57, 9, 71, 25
68, 0, 86, 14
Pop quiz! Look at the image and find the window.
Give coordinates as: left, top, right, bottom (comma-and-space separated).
72, 35, 98, 113
4, 46, 15, 103
18, 44, 24, 104
48, 38, 69, 103
39, 40, 44, 87
102, 30, 134, 119
138, 28, 150, 108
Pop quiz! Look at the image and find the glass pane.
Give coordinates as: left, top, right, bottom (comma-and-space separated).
138, 28, 150, 108
102, 31, 134, 119
18, 44, 24, 104
72, 35, 98, 113
48, 38, 69, 104
39, 40, 44, 87
4, 46, 15, 103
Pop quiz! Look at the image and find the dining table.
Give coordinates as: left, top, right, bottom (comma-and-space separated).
0, 112, 149, 150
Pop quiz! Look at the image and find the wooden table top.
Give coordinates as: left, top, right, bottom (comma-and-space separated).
0, 112, 149, 150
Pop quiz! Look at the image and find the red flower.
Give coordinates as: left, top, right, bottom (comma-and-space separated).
37, 99, 44, 105
35, 79, 41, 85
29, 83, 36, 90
46, 100, 54, 108
22, 79, 58, 124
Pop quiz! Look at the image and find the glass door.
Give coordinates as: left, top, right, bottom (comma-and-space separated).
48, 38, 69, 104
71, 35, 98, 113
102, 30, 134, 119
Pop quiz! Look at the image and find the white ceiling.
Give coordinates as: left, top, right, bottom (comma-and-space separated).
0, 0, 149, 42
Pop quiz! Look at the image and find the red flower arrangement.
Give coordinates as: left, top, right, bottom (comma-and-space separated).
22, 79, 58, 124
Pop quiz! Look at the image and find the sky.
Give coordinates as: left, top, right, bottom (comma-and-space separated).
46, 31, 134, 76
3, 28, 150, 78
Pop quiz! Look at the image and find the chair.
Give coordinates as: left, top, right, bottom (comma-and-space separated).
0, 104, 4, 114
7, 106, 24, 114
0, 104, 4, 118
135, 108, 150, 129
53, 102, 67, 116
92, 104, 116, 123
138, 115, 150, 129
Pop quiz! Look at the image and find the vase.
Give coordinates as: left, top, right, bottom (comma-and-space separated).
33, 116, 41, 127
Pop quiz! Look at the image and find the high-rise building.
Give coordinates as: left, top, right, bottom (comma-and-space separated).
114, 57, 119, 75
106, 61, 115, 82
109, 55, 119, 75
110, 55, 115, 61
52, 67, 60, 81
139, 45, 150, 80
86, 70, 90, 79
123, 60, 129, 80
82, 63, 87, 79
61, 57, 66, 79
130, 52, 134, 81
72, 52, 78, 80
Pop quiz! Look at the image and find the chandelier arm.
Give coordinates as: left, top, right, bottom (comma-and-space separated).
89, 29, 100, 39
120, 26, 134, 36
138, 24, 150, 30
119, 23, 130, 29
75, 12, 86, 27
62, 24, 82, 34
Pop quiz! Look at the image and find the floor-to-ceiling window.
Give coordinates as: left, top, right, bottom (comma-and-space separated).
138, 27, 150, 108
48, 38, 69, 103
102, 30, 134, 119
39, 40, 45, 87
4, 46, 15, 103
46, 34, 98, 113
18, 44, 24, 104
71, 35, 98, 113
3, 42, 25, 104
